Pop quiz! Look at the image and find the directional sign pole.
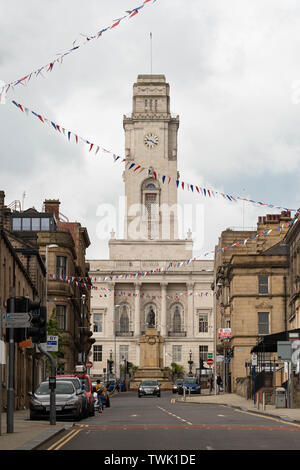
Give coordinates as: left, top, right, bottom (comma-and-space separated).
7, 292, 15, 433
38, 344, 56, 425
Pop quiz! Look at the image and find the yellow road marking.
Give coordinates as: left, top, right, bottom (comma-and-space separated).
47, 428, 82, 450
235, 409, 300, 427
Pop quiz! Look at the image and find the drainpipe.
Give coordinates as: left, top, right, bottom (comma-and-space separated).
284, 276, 287, 331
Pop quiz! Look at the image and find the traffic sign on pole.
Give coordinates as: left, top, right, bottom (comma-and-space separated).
207, 359, 214, 366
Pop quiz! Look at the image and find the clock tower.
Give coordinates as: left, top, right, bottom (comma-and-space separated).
109, 74, 193, 260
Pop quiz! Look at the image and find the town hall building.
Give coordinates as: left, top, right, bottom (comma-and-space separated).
88, 75, 214, 380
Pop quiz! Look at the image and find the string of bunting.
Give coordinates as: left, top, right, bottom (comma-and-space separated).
1, 0, 157, 98
11, 98, 298, 214
47, 214, 299, 284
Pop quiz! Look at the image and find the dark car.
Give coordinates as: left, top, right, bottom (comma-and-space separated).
29, 380, 82, 421
172, 379, 183, 394
76, 374, 95, 416
138, 380, 161, 398
56, 375, 89, 418
178, 377, 201, 395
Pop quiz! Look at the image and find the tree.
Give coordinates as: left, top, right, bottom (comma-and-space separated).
171, 362, 184, 380
45, 307, 69, 373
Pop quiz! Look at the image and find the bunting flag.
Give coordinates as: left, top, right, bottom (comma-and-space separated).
11, 99, 299, 214
47, 214, 300, 284
5, 0, 157, 94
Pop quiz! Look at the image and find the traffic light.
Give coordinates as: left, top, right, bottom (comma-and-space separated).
108, 360, 113, 374
27, 301, 47, 344
5, 297, 28, 343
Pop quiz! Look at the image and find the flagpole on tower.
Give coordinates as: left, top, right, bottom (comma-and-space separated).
150, 32, 152, 74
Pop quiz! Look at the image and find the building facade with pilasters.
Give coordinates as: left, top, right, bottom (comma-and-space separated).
88, 75, 214, 379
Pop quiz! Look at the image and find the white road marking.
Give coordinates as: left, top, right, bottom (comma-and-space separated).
157, 405, 193, 425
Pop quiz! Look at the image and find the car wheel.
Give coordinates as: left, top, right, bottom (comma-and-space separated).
30, 412, 36, 420
157, 393, 161, 398
138, 393, 141, 398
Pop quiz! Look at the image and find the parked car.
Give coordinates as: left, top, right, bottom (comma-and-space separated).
29, 380, 82, 421
172, 379, 183, 394
138, 380, 161, 398
178, 377, 201, 395
76, 374, 95, 416
92, 382, 110, 408
56, 375, 89, 418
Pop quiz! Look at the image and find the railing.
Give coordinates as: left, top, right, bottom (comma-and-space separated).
115, 331, 134, 337
168, 331, 187, 337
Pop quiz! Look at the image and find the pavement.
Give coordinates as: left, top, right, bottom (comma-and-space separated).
177, 390, 300, 424
1, 390, 300, 450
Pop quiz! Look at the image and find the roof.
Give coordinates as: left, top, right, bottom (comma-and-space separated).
251, 328, 300, 353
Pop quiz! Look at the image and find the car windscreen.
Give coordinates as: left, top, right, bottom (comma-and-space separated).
79, 378, 89, 390
58, 378, 80, 389
141, 381, 157, 386
36, 382, 75, 395
184, 378, 197, 384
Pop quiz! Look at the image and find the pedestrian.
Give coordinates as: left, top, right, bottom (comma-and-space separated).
209, 376, 214, 393
217, 375, 223, 394
96, 380, 106, 413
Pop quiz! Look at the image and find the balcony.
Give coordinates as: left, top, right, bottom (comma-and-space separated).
168, 330, 187, 337
115, 331, 134, 337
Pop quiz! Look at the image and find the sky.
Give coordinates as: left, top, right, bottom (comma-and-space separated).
0, 0, 299, 260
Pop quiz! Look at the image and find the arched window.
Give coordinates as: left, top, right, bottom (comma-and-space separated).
141, 178, 160, 239
171, 304, 183, 332
119, 305, 130, 333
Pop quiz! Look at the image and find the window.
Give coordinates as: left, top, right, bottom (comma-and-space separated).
22, 218, 31, 230
93, 313, 103, 333
172, 345, 182, 362
199, 314, 208, 333
199, 345, 208, 363
56, 256, 67, 277
258, 312, 269, 335
120, 305, 130, 332
120, 345, 129, 362
31, 218, 40, 231
41, 218, 50, 231
12, 218, 21, 230
172, 305, 182, 332
93, 345, 102, 362
258, 275, 269, 294
56, 305, 66, 330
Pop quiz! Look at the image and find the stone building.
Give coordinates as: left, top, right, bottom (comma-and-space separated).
8, 199, 93, 374
285, 210, 300, 329
214, 211, 292, 393
88, 75, 214, 382
0, 190, 46, 410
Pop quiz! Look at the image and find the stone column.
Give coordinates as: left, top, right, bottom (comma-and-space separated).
134, 282, 141, 337
160, 282, 168, 337
186, 282, 195, 337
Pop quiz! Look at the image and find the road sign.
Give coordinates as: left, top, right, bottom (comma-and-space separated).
207, 353, 213, 359
218, 328, 232, 339
251, 354, 257, 366
206, 359, 214, 366
2, 312, 32, 328
86, 361, 93, 369
46, 336, 58, 352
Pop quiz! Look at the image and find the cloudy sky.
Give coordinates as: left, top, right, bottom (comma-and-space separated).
1, 0, 299, 260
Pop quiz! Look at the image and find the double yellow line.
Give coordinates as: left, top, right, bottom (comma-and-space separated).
47, 427, 82, 450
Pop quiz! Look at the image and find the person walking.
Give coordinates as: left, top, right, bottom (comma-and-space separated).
209, 376, 214, 394
96, 380, 106, 413
217, 375, 223, 394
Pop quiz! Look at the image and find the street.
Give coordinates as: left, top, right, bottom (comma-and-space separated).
37, 391, 300, 451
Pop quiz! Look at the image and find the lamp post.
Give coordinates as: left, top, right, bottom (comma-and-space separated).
81, 294, 86, 364
114, 305, 121, 379
188, 349, 193, 377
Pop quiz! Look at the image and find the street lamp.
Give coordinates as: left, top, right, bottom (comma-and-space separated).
188, 349, 193, 377
114, 305, 121, 379
81, 294, 87, 364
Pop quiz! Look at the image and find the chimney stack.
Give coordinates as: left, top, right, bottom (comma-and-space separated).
44, 199, 60, 222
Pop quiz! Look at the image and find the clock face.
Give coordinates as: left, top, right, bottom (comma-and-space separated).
143, 133, 159, 149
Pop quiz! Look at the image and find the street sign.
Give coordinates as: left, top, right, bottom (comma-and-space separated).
207, 353, 214, 359
2, 312, 32, 328
46, 336, 58, 352
86, 361, 93, 369
216, 355, 224, 362
206, 359, 214, 366
251, 354, 257, 366
218, 328, 232, 339
277, 341, 292, 361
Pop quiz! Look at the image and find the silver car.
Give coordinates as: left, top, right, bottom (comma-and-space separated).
29, 380, 83, 421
